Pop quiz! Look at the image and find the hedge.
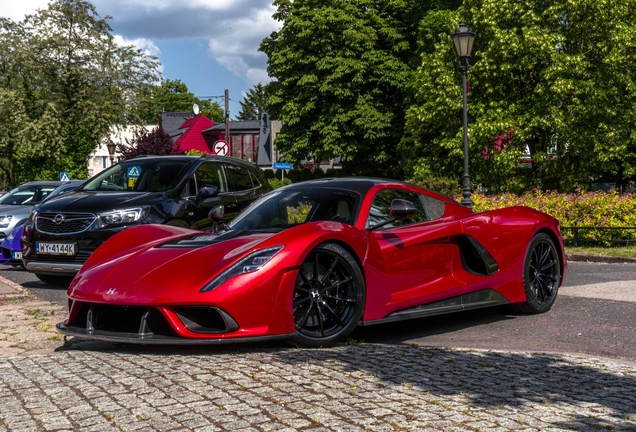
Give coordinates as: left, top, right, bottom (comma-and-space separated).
471, 190, 636, 244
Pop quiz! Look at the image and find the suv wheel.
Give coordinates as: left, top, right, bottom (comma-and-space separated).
35, 273, 74, 286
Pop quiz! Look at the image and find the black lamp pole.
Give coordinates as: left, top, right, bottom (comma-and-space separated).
451, 23, 476, 209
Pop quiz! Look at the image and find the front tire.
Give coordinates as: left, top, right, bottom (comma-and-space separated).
513, 233, 561, 314
290, 243, 365, 348
35, 273, 74, 286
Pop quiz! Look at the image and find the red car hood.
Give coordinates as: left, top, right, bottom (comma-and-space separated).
69, 231, 278, 305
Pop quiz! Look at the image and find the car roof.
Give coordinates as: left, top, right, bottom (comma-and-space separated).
18, 181, 66, 188
124, 154, 261, 170
282, 177, 401, 195
281, 177, 457, 203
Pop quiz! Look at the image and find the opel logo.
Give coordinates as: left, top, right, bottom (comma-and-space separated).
53, 214, 66, 225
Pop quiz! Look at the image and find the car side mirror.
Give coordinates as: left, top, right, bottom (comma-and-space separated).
208, 205, 224, 221
367, 199, 417, 231
390, 199, 417, 218
198, 185, 219, 199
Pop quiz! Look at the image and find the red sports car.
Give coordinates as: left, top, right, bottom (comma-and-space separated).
57, 178, 566, 347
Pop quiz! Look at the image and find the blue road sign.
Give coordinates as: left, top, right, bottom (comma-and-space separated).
60, 172, 71, 181
127, 166, 141, 178
273, 162, 293, 170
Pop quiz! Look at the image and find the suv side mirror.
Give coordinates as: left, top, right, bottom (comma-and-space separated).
198, 185, 219, 199
208, 205, 224, 221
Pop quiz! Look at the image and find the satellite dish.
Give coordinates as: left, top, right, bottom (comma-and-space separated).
193, 103, 200, 115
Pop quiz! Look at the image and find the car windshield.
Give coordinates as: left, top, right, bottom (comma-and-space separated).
81, 159, 192, 192
0, 185, 58, 206
228, 187, 359, 231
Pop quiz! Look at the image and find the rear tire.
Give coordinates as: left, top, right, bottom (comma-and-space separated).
513, 233, 561, 314
35, 273, 74, 286
290, 243, 365, 348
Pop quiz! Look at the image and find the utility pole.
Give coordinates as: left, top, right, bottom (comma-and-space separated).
224, 89, 230, 141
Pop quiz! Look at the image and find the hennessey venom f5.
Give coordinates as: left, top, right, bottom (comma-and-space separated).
57, 178, 566, 347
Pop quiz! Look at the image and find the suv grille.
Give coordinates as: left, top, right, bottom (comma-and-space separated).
36, 212, 96, 234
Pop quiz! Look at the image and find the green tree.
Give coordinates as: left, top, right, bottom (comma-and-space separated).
260, 0, 439, 177
0, 0, 161, 187
136, 79, 225, 124
237, 83, 268, 120
404, 0, 636, 193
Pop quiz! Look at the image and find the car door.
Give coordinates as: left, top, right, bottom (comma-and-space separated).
183, 161, 238, 230
366, 187, 465, 307
224, 162, 261, 212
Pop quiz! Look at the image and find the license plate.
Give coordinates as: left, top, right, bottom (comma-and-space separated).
12, 251, 22, 259
35, 242, 76, 256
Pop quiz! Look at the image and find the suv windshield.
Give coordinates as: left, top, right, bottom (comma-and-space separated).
228, 187, 359, 231
82, 159, 192, 192
0, 185, 58, 206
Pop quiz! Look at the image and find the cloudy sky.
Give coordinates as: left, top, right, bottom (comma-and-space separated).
0, 0, 281, 116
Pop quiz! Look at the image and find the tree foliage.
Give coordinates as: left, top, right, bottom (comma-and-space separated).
136, 79, 225, 124
0, 0, 161, 187
261, 0, 438, 177
117, 127, 181, 160
237, 83, 268, 120
404, 0, 636, 193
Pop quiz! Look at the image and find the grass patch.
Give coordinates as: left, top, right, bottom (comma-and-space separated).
565, 245, 636, 259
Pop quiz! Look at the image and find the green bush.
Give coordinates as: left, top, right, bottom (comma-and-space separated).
407, 177, 462, 199
268, 177, 293, 189
472, 190, 636, 244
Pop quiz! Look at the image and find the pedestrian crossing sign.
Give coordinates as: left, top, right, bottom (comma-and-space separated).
60, 172, 71, 181
127, 166, 141, 177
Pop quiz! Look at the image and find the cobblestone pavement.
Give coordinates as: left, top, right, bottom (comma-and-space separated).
0, 343, 635, 431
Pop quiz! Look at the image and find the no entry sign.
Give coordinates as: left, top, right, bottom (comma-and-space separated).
213, 140, 229, 156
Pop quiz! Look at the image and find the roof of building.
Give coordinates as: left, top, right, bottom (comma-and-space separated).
173, 115, 215, 153
202, 120, 261, 134
160, 112, 195, 137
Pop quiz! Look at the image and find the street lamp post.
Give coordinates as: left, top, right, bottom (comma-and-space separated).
451, 23, 476, 209
106, 141, 117, 167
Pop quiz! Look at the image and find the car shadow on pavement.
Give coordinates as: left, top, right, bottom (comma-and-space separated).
54, 338, 634, 431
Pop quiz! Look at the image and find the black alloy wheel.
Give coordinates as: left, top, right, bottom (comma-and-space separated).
291, 243, 365, 348
514, 233, 561, 314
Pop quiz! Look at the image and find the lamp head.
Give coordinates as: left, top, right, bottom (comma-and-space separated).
452, 23, 476, 59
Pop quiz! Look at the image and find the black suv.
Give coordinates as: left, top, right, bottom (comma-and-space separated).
21, 155, 271, 284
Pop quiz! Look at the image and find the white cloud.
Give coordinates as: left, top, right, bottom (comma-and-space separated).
0, 0, 282, 90
0, 1, 49, 21
113, 35, 161, 58
113, 35, 164, 74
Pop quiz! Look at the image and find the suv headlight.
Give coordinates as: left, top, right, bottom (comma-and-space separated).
200, 245, 284, 293
96, 207, 149, 228
0, 215, 12, 228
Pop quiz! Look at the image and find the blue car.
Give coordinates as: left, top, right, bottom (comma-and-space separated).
0, 180, 84, 267
0, 224, 24, 266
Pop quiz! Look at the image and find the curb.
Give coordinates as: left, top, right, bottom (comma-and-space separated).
0, 274, 34, 302
566, 253, 636, 264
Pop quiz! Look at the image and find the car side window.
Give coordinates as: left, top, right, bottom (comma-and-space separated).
422, 195, 446, 220
366, 189, 430, 229
225, 163, 253, 191
193, 162, 226, 193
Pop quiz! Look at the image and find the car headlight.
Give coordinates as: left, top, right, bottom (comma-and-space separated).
96, 207, 149, 228
199, 245, 284, 293
0, 215, 12, 228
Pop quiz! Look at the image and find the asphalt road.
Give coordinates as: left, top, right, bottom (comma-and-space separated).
2, 261, 635, 363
